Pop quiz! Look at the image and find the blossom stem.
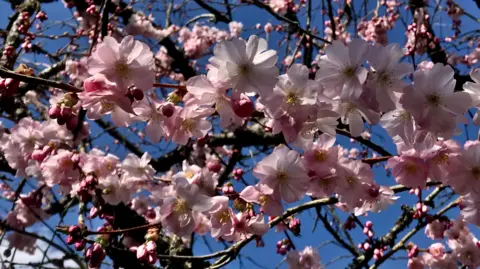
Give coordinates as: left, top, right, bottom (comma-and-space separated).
153, 83, 187, 90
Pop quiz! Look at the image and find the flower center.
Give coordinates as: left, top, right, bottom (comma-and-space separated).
405, 163, 417, 174
426, 94, 441, 106
434, 152, 449, 165
284, 92, 300, 105
276, 171, 288, 182
315, 150, 327, 162
173, 198, 189, 213
184, 170, 195, 179
343, 66, 356, 78
181, 118, 195, 132
217, 210, 230, 224
471, 167, 480, 180
259, 195, 268, 206
100, 101, 115, 114
346, 176, 357, 185
238, 64, 250, 75
115, 62, 129, 78
377, 71, 392, 86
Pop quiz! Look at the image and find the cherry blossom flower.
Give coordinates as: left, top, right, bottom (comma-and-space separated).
79, 74, 134, 127
460, 193, 480, 226
87, 36, 154, 91
444, 140, 480, 195
316, 39, 369, 99
208, 196, 234, 240
120, 152, 155, 185
354, 184, 399, 216
336, 99, 380, 137
160, 178, 213, 236
100, 174, 133, 205
262, 64, 318, 118
240, 184, 284, 216
425, 219, 446, 240
304, 134, 340, 174
185, 75, 242, 128
463, 68, 480, 124
286, 246, 324, 269
166, 100, 214, 145
230, 212, 268, 240
41, 150, 80, 191
386, 155, 429, 188
400, 63, 471, 138
208, 35, 279, 97
133, 97, 168, 143
253, 145, 309, 203
422, 243, 456, 269
335, 160, 375, 209
366, 43, 413, 111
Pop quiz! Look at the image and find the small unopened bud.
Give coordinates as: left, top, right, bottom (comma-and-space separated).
161, 102, 175, 117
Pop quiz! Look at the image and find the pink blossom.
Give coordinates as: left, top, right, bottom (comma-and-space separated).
386, 155, 428, 188
444, 140, 480, 195
100, 174, 133, 205
425, 219, 446, 240
87, 36, 154, 91
366, 43, 413, 111
240, 184, 284, 216
335, 160, 375, 209
336, 99, 380, 137
354, 185, 399, 216
408, 258, 425, 269
79, 74, 134, 127
463, 68, 480, 125
460, 193, 480, 226
160, 178, 213, 236
166, 100, 214, 145
185, 75, 242, 128
230, 212, 268, 240
316, 39, 369, 99
228, 21, 243, 37
400, 63, 471, 138
262, 64, 318, 119
422, 243, 456, 269
41, 150, 80, 191
208, 196, 234, 240
207, 35, 279, 97
286, 246, 324, 269
304, 134, 339, 174
253, 145, 309, 203
120, 152, 155, 185
133, 97, 168, 143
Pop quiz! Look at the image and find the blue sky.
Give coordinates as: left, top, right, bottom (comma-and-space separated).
1, 0, 480, 268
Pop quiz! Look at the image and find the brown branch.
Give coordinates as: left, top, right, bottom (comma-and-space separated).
192, 0, 231, 23
250, 0, 331, 44
336, 129, 393, 157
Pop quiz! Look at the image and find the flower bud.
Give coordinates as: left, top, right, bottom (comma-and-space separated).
161, 102, 175, 117
232, 95, 254, 118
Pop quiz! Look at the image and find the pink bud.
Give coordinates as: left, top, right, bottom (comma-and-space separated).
66, 235, 74, 245
363, 242, 370, 250
161, 102, 175, 117
207, 161, 222, 173
132, 89, 144, 101
365, 221, 373, 228
48, 105, 61, 119
66, 116, 78, 131
87, 243, 106, 268
74, 240, 86, 251
89, 207, 99, 219
367, 230, 374, 238
232, 95, 254, 118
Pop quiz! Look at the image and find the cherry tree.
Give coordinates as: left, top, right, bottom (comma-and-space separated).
0, 0, 479, 268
